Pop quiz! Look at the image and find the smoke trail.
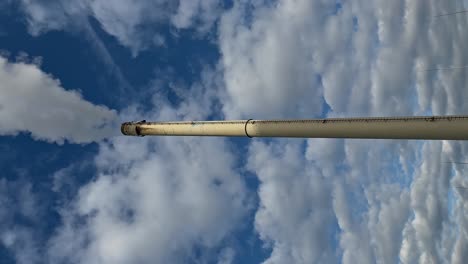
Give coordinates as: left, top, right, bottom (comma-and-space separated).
0, 56, 119, 144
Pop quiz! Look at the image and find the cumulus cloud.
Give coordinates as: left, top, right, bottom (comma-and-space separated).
248, 140, 337, 263
3, 0, 468, 263
219, 1, 324, 119
44, 69, 250, 263
0, 63, 243, 264
218, 0, 468, 263
219, 0, 468, 118
48, 136, 250, 264
0, 56, 118, 144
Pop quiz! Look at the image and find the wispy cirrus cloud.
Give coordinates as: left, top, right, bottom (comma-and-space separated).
16, 0, 224, 56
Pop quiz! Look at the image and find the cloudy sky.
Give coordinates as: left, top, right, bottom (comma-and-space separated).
1, 0, 468, 263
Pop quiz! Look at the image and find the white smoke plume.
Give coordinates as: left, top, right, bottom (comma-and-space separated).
0, 56, 118, 144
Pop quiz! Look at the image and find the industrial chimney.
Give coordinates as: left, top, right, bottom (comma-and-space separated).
121, 115, 468, 140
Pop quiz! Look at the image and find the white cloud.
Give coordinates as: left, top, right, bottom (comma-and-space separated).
248, 140, 338, 264
219, 1, 325, 119
219, 0, 468, 119
48, 131, 251, 264
217, 0, 468, 263
0, 56, 118, 144
7, 1, 132, 92
4, 0, 468, 263
87, 0, 169, 55
217, 247, 236, 264
0, 179, 41, 264
46, 71, 251, 263
365, 184, 411, 263
171, 0, 222, 32
16, 0, 223, 55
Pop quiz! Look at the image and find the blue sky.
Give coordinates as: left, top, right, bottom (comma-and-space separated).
1, 1, 468, 264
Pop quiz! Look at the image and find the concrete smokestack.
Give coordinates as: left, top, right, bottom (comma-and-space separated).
121, 116, 468, 140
